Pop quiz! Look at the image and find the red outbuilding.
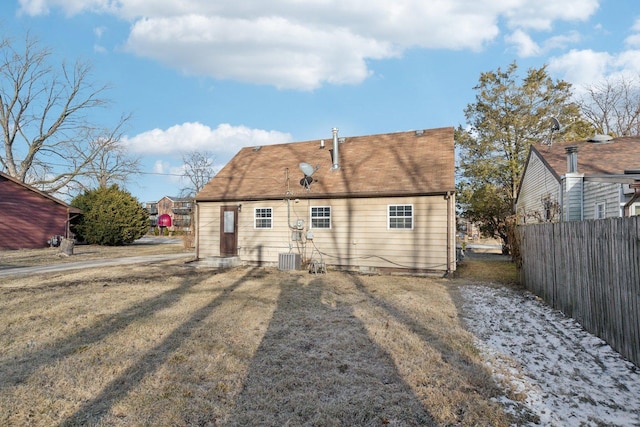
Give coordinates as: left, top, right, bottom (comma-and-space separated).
0, 171, 82, 250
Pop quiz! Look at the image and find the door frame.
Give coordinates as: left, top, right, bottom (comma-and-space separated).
219, 205, 238, 256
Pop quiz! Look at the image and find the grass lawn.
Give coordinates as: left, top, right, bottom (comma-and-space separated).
0, 245, 520, 426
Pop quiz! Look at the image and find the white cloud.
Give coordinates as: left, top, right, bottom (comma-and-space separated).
505, 30, 541, 57
543, 31, 582, 50
501, 0, 599, 31
625, 34, 640, 48
123, 14, 394, 90
17, 0, 601, 89
549, 46, 640, 94
613, 50, 640, 75
153, 160, 169, 174
123, 122, 293, 156
506, 30, 581, 58
94, 26, 106, 38
17, 0, 49, 15
625, 19, 640, 48
548, 49, 613, 90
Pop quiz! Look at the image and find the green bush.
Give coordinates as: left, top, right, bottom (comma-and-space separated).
71, 185, 149, 246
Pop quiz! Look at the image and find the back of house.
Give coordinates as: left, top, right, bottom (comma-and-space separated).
194, 127, 456, 275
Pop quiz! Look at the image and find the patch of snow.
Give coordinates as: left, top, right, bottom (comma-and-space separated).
460, 284, 640, 426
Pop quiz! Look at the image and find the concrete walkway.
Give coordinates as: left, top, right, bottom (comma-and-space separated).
0, 253, 194, 279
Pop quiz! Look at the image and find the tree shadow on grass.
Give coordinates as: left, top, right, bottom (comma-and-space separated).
0, 268, 212, 391
226, 275, 435, 426
347, 273, 512, 426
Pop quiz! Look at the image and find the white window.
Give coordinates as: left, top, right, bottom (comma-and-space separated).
595, 202, 606, 219
254, 207, 273, 229
388, 204, 413, 229
311, 206, 331, 229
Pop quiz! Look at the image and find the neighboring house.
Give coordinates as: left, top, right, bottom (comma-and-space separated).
194, 127, 456, 274
145, 196, 193, 232
516, 135, 640, 224
0, 171, 82, 250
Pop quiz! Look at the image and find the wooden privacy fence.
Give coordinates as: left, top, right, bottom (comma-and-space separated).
518, 216, 640, 367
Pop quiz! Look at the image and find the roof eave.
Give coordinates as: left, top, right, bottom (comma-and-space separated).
0, 171, 82, 213
583, 174, 640, 184
195, 189, 456, 203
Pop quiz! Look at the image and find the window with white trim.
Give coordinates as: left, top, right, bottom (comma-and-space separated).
388, 204, 413, 229
595, 202, 606, 219
254, 207, 273, 229
310, 206, 331, 229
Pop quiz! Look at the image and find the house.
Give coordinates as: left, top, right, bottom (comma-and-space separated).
145, 196, 193, 232
0, 171, 82, 250
516, 135, 640, 224
194, 127, 456, 275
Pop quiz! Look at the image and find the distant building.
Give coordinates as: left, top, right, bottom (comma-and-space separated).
517, 135, 640, 223
145, 196, 193, 232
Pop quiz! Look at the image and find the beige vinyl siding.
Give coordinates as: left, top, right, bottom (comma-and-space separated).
517, 152, 561, 223
197, 195, 453, 272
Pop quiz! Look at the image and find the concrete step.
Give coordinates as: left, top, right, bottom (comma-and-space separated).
192, 256, 241, 268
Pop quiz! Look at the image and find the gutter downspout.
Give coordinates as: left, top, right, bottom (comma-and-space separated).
445, 191, 454, 277
194, 202, 200, 260
560, 178, 564, 221
624, 182, 640, 216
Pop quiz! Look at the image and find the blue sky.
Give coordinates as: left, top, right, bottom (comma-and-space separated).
2, 0, 639, 202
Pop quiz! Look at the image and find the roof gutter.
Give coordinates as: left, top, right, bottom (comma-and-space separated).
195, 190, 456, 203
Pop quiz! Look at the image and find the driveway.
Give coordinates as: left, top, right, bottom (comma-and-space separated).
0, 253, 193, 279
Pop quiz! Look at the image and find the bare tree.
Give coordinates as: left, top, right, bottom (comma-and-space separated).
83, 114, 140, 190
579, 76, 640, 136
0, 32, 132, 194
180, 150, 217, 197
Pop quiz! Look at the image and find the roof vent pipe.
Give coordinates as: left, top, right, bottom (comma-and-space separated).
565, 145, 578, 173
331, 128, 339, 170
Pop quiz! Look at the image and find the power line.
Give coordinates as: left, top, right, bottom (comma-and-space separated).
2, 159, 191, 177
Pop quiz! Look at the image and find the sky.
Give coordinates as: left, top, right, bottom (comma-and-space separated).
2, 0, 640, 203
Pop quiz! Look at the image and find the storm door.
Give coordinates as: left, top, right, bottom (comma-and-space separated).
220, 206, 238, 256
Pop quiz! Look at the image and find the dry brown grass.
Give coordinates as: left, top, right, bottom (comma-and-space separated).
0, 250, 518, 426
454, 254, 520, 286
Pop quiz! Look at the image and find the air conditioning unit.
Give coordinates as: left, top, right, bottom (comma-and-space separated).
278, 253, 301, 270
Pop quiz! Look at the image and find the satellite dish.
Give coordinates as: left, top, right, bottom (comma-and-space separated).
299, 162, 315, 177
550, 117, 560, 131
300, 176, 313, 187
